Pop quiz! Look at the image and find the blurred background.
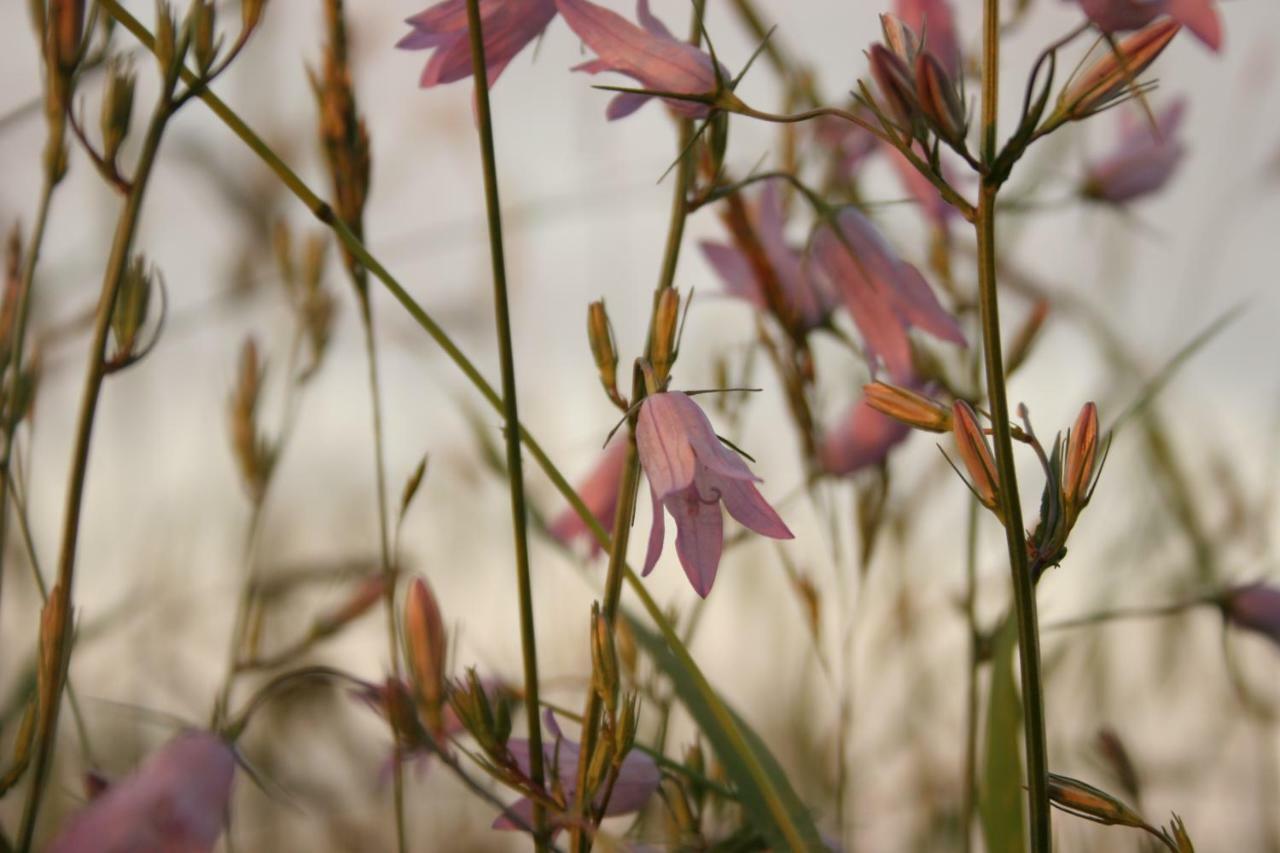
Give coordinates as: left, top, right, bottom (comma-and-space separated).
1, 0, 1279, 849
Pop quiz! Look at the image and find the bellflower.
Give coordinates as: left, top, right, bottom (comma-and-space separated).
1083, 98, 1186, 203
398, 0, 558, 88
493, 711, 659, 833
810, 208, 965, 382
48, 731, 235, 853
1222, 583, 1280, 649
1072, 0, 1222, 51
548, 437, 629, 554
556, 0, 721, 120
819, 394, 912, 476
636, 392, 792, 598
896, 0, 961, 76
699, 179, 837, 334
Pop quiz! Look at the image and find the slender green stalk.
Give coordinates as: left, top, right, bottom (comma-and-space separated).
462, 1, 547, 846
1042, 598, 1213, 632
15, 55, 181, 850
976, 1, 1050, 845
960, 500, 979, 853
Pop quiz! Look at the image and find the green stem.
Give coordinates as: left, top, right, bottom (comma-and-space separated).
976, 1, 1050, 841
462, 1, 547, 847
15, 58, 180, 851
1042, 598, 1213, 632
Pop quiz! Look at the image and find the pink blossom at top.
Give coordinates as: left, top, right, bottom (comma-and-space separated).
1223, 583, 1280, 649
548, 437, 629, 554
48, 731, 235, 853
555, 0, 721, 120
1083, 98, 1187, 203
1072, 0, 1222, 51
820, 393, 913, 476
896, 0, 961, 75
809, 208, 965, 382
494, 711, 660, 834
397, 0, 558, 88
636, 392, 792, 597
699, 179, 837, 334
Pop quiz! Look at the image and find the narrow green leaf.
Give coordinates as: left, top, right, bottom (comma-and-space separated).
980, 616, 1027, 853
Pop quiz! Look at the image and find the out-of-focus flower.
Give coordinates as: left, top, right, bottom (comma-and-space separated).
1083, 98, 1186, 203
47, 731, 235, 853
636, 392, 792, 598
397, 0, 558, 88
885, 144, 957, 229
1222, 583, 1280, 648
700, 180, 837, 334
819, 394, 912, 476
809, 208, 965, 382
493, 711, 659, 834
1073, 0, 1221, 51
813, 112, 879, 177
548, 438, 629, 554
896, 0, 960, 76
557, 0, 720, 120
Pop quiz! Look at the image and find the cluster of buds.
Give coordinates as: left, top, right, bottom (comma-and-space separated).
1027, 402, 1106, 574
107, 254, 161, 370
227, 338, 277, 504
868, 14, 968, 152
272, 221, 336, 378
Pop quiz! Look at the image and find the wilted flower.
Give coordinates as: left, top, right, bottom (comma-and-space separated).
397, 0, 558, 88
636, 392, 792, 597
819, 393, 912, 476
896, 0, 961, 76
548, 438, 629, 554
1222, 583, 1280, 648
809, 208, 965, 382
1083, 98, 1186, 203
1072, 0, 1222, 51
700, 179, 837, 334
556, 0, 722, 120
47, 731, 235, 853
493, 711, 659, 834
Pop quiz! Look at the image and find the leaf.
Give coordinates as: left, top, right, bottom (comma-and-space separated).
399, 454, 429, 521
625, 613, 827, 851
979, 616, 1027, 853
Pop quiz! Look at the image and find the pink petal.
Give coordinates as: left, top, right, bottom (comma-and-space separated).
548, 438, 628, 552
896, 0, 961, 75
706, 469, 794, 540
664, 392, 759, 484
1166, 0, 1222, 50
668, 483, 724, 597
819, 396, 912, 475
642, 481, 666, 577
700, 240, 767, 309
636, 393, 698, 498
757, 181, 833, 330
1076, 0, 1164, 32
895, 262, 966, 345
602, 750, 661, 815
400, 0, 557, 89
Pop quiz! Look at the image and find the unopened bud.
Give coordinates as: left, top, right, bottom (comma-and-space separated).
192, 0, 219, 75
863, 382, 951, 432
1059, 21, 1180, 121
451, 669, 505, 755
1048, 773, 1148, 829
1168, 814, 1195, 853
914, 51, 967, 147
614, 615, 637, 679
1063, 402, 1100, 513
649, 288, 681, 383
879, 13, 919, 64
242, 0, 265, 33
154, 2, 177, 74
228, 337, 275, 503
587, 300, 620, 403
586, 733, 615, 795
613, 691, 640, 757
589, 603, 619, 715
868, 44, 919, 131
110, 255, 153, 362
951, 401, 1001, 515
99, 58, 136, 165
46, 0, 84, 77
405, 577, 447, 731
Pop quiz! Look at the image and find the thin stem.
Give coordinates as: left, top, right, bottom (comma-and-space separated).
976, 0, 1050, 844
960, 500, 979, 853
463, 1, 547, 847
15, 57, 180, 850
1042, 598, 1213, 632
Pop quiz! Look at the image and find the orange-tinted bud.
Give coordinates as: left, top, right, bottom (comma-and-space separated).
1048, 773, 1148, 829
405, 577, 447, 728
649, 288, 681, 384
1059, 21, 1180, 120
879, 13, 919, 64
863, 381, 952, 432
1063, 402, 1100, 511
951, 401, 1001, 514
914, 51, 967, 147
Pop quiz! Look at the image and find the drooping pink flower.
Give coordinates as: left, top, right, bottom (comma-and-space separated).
1083, 98, 1187, 203
699, 180, 837, 334
48, 731, 235, 853
813, 112, 880, 178
494, 711, 659, 834
555, 0, 721, 120
1223, 583, 1280, 649
1072, 0, 1222, 51
819, 393, 913, 476
636, 392, 792, 598
884, 144, 958, 230
896, 0, 961, 76
398, 0, 559, 88
809, 208, 965, 382
548, 437, 629, 554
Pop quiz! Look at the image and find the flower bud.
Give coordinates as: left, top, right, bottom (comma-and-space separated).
951, 401, 1001, 515
868, 44, 919, 131
46, 0, 84, 78
914, 51, 967, 147
405, 577, 447, 730
589, 603, 619, 716
1059, 21, 1180, 121
613, 691, 640, 757
614, 614, 637, 679
649, 288, 681, 384
192, 0, 219, 76
154, 2, 177, 74
242, 0, 265, 33
99, 58, 136, 166
587, 300, 621, 405
1063, 401, 1100, 513
1048, 773, 1148, 829
879, 13, 919, 64
863, 381, 951, 432
110, 255, 153, 362
228, 338, 275, 503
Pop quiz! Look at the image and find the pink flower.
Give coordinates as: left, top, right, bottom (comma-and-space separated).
1083, 98, 1186, 203
1073, 0, 1222, 51
809, 208, 965, 382
636, 392, 792, 598
819, 393, 913, 476
48, 731, 235, 853
494, 711, 659, 834
548, 438, 629, 554
555, 0, 721, 120
896, 0, 961, 76
699, 179, 837, 334
884, 144, 957, 230
1223, 583, 1280, 649
398, 0, 558, 88
813, 112, 879, 177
